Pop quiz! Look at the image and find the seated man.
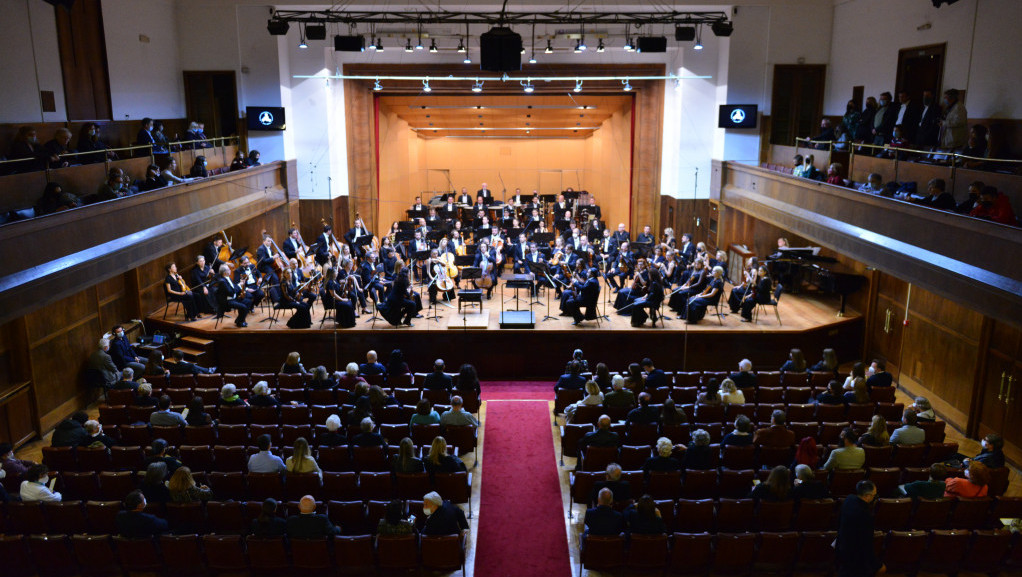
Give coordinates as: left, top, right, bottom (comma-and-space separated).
166, 349, 215, 375
753, 410, 796, 447
565, 268, 600, 325
248, 434, 286, 473
423, 359, 453, 390
584, 487, 624, 536
626, 393, 659, 426
286, 495, 340, 539
857, 172, 884, 195
791, 465, 830, 500
889, 410, 925, 445
81, 419, 116, 449
592, 463, 632, 505
912, 178, 955, 210
351, 418, 387, 447
111, 368, 139, 391
898, 463, 948, 500
641, 359, 668, 390
439, 396, 479, 427
822, 428, 866, 471
421, 491, 469, 536
555, 361, 586, 391
577, 415, 621, 457
969, 186, 1017, 225
865, 359, 893, 389
728, 359, 757, 389
116, 490, 168, 538
108, 325, 147, 374
88, 338, 120, 389
359, 350, 386, 376
603, 376, 636, 410
150, 395, 187, 427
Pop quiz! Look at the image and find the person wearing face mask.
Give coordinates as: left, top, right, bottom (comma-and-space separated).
20, 464, 61, 502
872, 91, 899, 146
916, 90, 941, 149
108, 324, 146, 374
189, 155, 209, 178
968, 434, 1005, 469
151, 120, 170, 153
842, 100, 860, 143
969, 186, 1017, 225
836, 480, 883, 577
77, 122, 117, 163
96, 168, 129, 201
420, 491, 469, 536
41, 127, 73, 169
854, 97, 878, 145
938, 88, 968, 151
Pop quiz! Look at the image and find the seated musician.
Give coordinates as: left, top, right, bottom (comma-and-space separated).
411, 196, 425, 213
636, 225, 655, 246
337, 258, 367, 313
344, 217, 372, 257
612, 223, 630, 245
288, 258, 318, 306
204, 236, 226, 271
587, 216, 605, 243
596, 229, 618, 265
512, 233, 530, 273
456, 188, 472, 205
661, 249, 680, 288
415, 217, 430, 237
555, 210, 573, 236
740, 266, 774, 322
190, 255, 218, 315
607, 241, 634, 291
320, 267, 356, 328
409, 230, 432, 281
709, 250, 728, 272
282, 227, 305, 261
661, 227, 677, 249
234, 256, 265, 307
442, 196, 458, 219
359, 251, 380, 289
511, 188, 526, 206
380, 246, 399, 276
489, 226, 509, 271
426, 249, 456, 305
216, 264, 253, 328
256, 235, 282, 285
278, 268, 313, 329
365, 264, 392, 305
668, 258, 708, 315
567, 227, 584, 251
472, 240, 500, 299
534, 220, 550, 236
528, 208, 543, 225
473, 196, 487, 216
380, 262, 418, 326
553, 244, 580, 298
684, 266, 726, 323
446, 231, 464, 255
164, 262, 201, 321
679, 233, 696, 264
631, 268, 665, 327
614, 256, 650, 312
426, 208, 441, 228
728, 257, 760, 313
555, 194, 570, 214
315, 225, 336, 266
472, 210, 489, 230
564, 268, 600, 325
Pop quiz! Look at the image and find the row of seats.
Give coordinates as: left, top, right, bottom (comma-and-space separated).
109, 386, 479, 411
568, 467, 1012, 504
1, 532, 466, 577
2, 495, 467, 537
141, 371, 461, 389
52, 469, 470, 505
579, 529, 1022, 576
574, 493, 1022, 534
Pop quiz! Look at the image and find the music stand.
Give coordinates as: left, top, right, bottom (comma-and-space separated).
562, 190, 580, 203
412, 250, 431, 283
426, 229, 447, 243
398, 221, 416, 232
631, 240, 653, 259
406, 208, 427, 220
527, 260, 560, 322
532, 232, 555, 247
395, 230, 415, 244
539, 194, 558, 204
228, 247, 248, 261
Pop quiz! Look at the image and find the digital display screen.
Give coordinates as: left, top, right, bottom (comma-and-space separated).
247, 107, 286, 131
718, 104, 758, 129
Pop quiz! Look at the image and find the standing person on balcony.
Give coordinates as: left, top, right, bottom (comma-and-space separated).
872, 91, 899, 146
939, 88, 968, 152
916, 90, 942, 149
842, 100, 861, 143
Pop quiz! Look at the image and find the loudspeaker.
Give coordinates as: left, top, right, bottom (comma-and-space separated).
334, 35, 365, 52
267, 20, 290, 36
711, 21, 734, 37
480, 27, 522, 72
43, 0, 75, 8
636, 36, 667, 53
674, 27, 696, 41
305, 24, 327, 41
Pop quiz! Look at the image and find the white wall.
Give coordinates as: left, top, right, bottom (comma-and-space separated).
0, 0, 66, 123
825, 0, 1022, 118
102, 0, 184, 120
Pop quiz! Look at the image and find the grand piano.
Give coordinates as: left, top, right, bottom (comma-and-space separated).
767, 247, 867, 316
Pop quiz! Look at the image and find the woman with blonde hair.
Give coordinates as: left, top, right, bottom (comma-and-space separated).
285, 437, 322, 479
565, 380, 604, 423
858, 415, 890, 447
392, 437, 424, 474
423, 436, 466, 476
843, 377, 870, 405
718, 378, 746, 405
168, 466, 212, 503
781, 348, 807, 373
280, 351, 305, 374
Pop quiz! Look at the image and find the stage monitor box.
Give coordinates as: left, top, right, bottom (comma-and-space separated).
674, 27, 696, 41
334, 35, 365, 52
636, 36, 667, 53
305, 24, 327, 41
247, 107, 286, 131
718, 104, 758, 129
480, 26, 522, 72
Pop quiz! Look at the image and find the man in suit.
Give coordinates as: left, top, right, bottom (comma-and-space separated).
217, 265, 252, 327
315, 225, 336, 266
679, 233, 696, 264
592, 464, 632, 505
381, 268, 417, 326
873, 92, 899, 145
584, 488, 624, 536
915, 90, 941, 149
866, 359, 893, 389
578, 415, 621, 456
729, 359, 758, 390
89, 338, 120, 388
567, 268, 600, 325
837, 481, 883, 577
255, 236, 281, 288
421, 491, 469, 536
641, 358, 668, 391
753, 410, 796, 447
635, 225, 654, 246
939, 88, 968, 151
108, 325, 146, 374
456, 188, 472, 206
472, 240, 499, 299
410, 196, 425, 213
203, 236, 227, 272
423, 359, 453, 390
894, 91, 922, 142
287, 495, 340, 539
359, 350, 386, 376
167, 349, 214, 375
511, 233, 530, 274
281, 228, 303, 261
596, 229, 618, 265
116, 491, 169, 538
351, 418, 387, 448
510, 187, 526, 207
604, 377, 636, 409
135, 118, 155, 147
111, 368, 138, 391
611, 223, 630, 246
791, 465, 831, 501
626, 393, 660, 426
476, 183, 493, 204
555, 361, 586, 391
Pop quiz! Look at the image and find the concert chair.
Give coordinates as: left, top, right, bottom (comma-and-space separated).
863, 444, 893, 468
244, 536, 290, 572
333, 535, 375, 574
793, 499, 837, 531
579, 534, 626, 575
202, 535, 248, 573
322, 472, 359, 501
71, 534, 119, 577
754, 283, 784, 325
963, 530, 1014, 575
716, 498, 755, 532
881, 530, 928, 574
162, 292, 182, 320
949, 497, 993, 530
568, 471, 604, 518
97, 471, 136, 501
712, 532, 757, 574
668, 532, 713, 575
290, 538, 333, 571
921, 529, 971, 574
756, 500, 795, 531
828, 469, 865, 497
205, 500, 245, 534
911, 498, 953, 530
990, 496, 1022, 522
84, 500, 121, 534
867, 467, 902, 497
442, 425, 478, 467
718, 469, 755, 499
795, 531, 839, 573
753, 532, 799, 574
114, 536, 163, 573
422, 534, 467, 576
42, 446, 76, 471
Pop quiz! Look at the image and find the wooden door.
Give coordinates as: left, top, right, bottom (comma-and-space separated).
769, 65, 826, 146
895, 44, 945, 102
184, 71, 239, 138
977, 321, 1022, 445
868, 273, 907, 380
55, 0, 112, 120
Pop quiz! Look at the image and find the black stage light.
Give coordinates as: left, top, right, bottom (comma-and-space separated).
305, 23, 327, 41
711, 21, 734, 37
267, 19, 290, 36
636, 36, 667, 53
675, 27, 696, 42
334, 35, 365, 52
480, 27, 522, 72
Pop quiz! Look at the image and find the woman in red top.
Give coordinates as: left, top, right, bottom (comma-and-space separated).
944, 460, 990, 498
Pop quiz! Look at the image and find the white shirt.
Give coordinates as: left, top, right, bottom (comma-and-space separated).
21, 480, 61, 502
895, 103, 908, 126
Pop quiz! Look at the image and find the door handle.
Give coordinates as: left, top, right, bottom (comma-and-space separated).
1007, 375, 1014, 405
884, 309, 892, 334
999, 371, 1006, 402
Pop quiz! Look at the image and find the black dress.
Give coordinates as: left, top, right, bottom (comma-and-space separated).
686, 278, 724, 322
321, 279, 356, 328
165, 274, 200, 320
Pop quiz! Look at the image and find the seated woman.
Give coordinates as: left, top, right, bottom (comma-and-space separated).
307, 365, 337, 390
249, 381, 279, 407
423, 437, 467, 478
564, 380, 604, 424
387, 349, 410, 376
338, 363, 367, 391
230, 151, 247, 171
35, 182, 80, 215
140, 462, 170, 504
749, 466, 792, 501
168, 466, 212, 503
250, 498, 287, 537
642, 437, 682, 473
739, 266, 773, 322
696, 378, 722, 406
246, 150, 262, 167
780, 348, 808, 373
139, 164, 166, 192
944, 461, 990, 498
681, 429, 714, 470
857, 415, 890, 447
911, 397, 936, 422
622, 363, 645, 394
668, 259, 707, 314
280, 351, 307, 374
814, 380, 845, 405
143, 351, 170, 379
841, 362, 867, 391
659, 399, 688, 427
457, 364, 480, 393
219, 384, 246, 407
157, 156, 193, 186
625, 495, 667, 534
842, 377, 870, 405
721, 415, 754, 446
285, 437, 322, 480
134, 382, 158, 408
631, 268, 665, 327
184, 396, 212, 427
391, 438, 424, 475
718, 378, 746, 405
683, 265, 725, 323
164, 262, 201, 321
320, 267, 356, 328
811, 348, 839, 374
410, 399, 441, 426
189, 156, 208, 178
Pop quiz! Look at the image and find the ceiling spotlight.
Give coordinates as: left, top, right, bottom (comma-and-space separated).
694, 27, 704, 50
573, 80, 583, 93
405, 38, 413, 52
422, 79, 432, 93
597, 39, 605, 52
472, 80, 483, 93
545, 39, 553, 54
522, 80, 534, 93
579, 36, 587, 51
415, 35, 423, 50
574, 39, 582, 53
623, 36, 633, 51
373, 79, 382, 91
429, 39, 438, 53
368, 36, 377, 50
528, 54, 537, 64
298, 34, 307, 49
376, 38, 384, 51
711, 20, 734, 37
622, 79, 632, 92
457, 38, 466, 53
463, 54, 471, 64
267, 19, 289, 36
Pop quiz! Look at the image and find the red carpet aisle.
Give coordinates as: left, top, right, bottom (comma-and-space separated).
480, 380, 554, 401
473, 400, 571, 577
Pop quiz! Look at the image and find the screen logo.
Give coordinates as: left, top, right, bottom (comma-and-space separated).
730, 108, 746, 124
258, 111, 275, 126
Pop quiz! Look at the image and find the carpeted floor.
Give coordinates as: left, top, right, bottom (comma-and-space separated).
474, 400, 571, 577
480, 380, 554, 401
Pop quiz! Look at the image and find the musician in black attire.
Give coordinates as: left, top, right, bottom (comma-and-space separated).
607, 242, 634, 291
255, 236, 281, 288
727, 258, 759, 313
365, 265, 392, 307
216, 265, 252, 327
595, 230, 618, 267
187, 255, 218, 314
315, 225, 336, 266
344, 217, 372, 257
234, 256, 265, 307
278, 269, 313, 329
615, 258, 649, 313
472, 241, 499, 299
635, 225, 655, 246
204, 237, 227, 271
564, 268, 600, 325
425, 249, 456, 304
282, 228, 306, 261
740, 267, 773, 322
668, 259, 707, 314
320, 267, 356, 328
552, 245, 580, 298
164, 263, 201, 321
380, 263, 418, 326
684, 265, 725, 323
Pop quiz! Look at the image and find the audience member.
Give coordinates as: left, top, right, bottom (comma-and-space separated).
230, 151, 248, 171
842, 100, 861, 142
392, 438, 425, 475
150, 395, 187, 426
81, 419, 115, 449
111, 367, 138, 391
911, 396, 936, 422
280, 351, 306, 374
249, 381, 280, 407
286, 437, 322, 479
168, 466, 212, 503
440, 396, 479, 427
578, 415, 620, 456
791, 465, 830, 500
823, 428, 866, 471
722, 415, 754, 446
969, 433, 1005, 469
855, 97, 878, 144
96, 168, 128, 201
555, 360, 586, 391
410, 399, 441, 426
749, 465, 791, 501
955, 181, 984, 215
51, 411, 89, 448
622, 363, 645, 393
41, 127, 72, 169
565, 381, 604, 423
386, 348, 410, 376
593, 463, 632, 504
247, 150, 262, 167
939, 89, 968, 151
250, 498, 287, 537
794, 436, 819, 469
604, 375, 637, 409
457, 364, 480, 393
659, 398, 688, 426
696, 378, 721, 407
969, 186, 1017, 225
378, 499, 416, 535
641, 358, 668, 390
857, 415, 890, 447
810, 348, 839, 374
836, 481, 883, 577
88, 338, 120, 389
857, 172, 884, 194
913, 178, 955, 210
20, 464, 61, 502
944, 461, 990, 498
873, 91, 898, 146
158, 156, 192, 185
865, 359, 893, 388
140, 462, 170, 504
718, 378, 745, 405
729, 359, 757, 389
8, 126, 44, 170
340, 364, 369, 389
116, 490, 168, 538
319, 414, 346, 447
916, 90, 941, 148
843, 377, 870, 405
890, 410, 925, 445
248, 434, 285, 472
424, 359, 454, 390
626, 392, 660, 425
421, 491, 469, 536
643, 437, 682, 473
351, 418, 386, 447
139, 163, 166, 192
625, 495, 666, 535
680, 429, 714, 470
34, 182, 80, 215
184, 396, 212, 426
359, 350, 386, 375
287, 495, 340, 538
219, 383, 246, 407
583, 488, 623, 537
0, 442, 35, 483
826, 162, 844, 185
146, 439, 182, 476
133, 382, 158, 408
780, 348, 807, 373
753, 410, 796, 447
189, 156, 208, 178
899, 463, 948, 500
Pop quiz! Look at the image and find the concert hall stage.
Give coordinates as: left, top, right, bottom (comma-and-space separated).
146, 285, 863, 380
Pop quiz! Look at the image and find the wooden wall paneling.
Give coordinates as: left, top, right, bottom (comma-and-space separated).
630, 81, 664, 234
967, 317, 995, 438
298, 199, 333, 242
54, 0, 112, 121
344, 80, 377, 235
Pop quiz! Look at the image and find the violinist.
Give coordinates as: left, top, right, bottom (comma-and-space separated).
668, 258, 708, 315
426, 248, 456, 304
359, 250, 379, 287
615, 257, 649, 312
365, 263, 391, 305
380, 261, 418, 326
234, 256, 265, 307
216, 264, 252, 328
320, 266, 356, 328
191, 255, 218, 315
552, 244, 580, 298
661, 248, 680, 288
728, 257, 759, 313
472, 240, 500, 299
380, 246, 399, 276
282, 227, 306, 261
164, 262, 201, 321
607, 241, 634, 292
740, 266, 773, 322
631, 267, 665, 327
661, 227, 677, 249
288, 258, 318, 306
279, 268, 313, 329
338, 258, 368, 313
256, 235, 282, 285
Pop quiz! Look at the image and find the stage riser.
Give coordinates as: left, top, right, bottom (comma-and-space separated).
148, 318, 863, 380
